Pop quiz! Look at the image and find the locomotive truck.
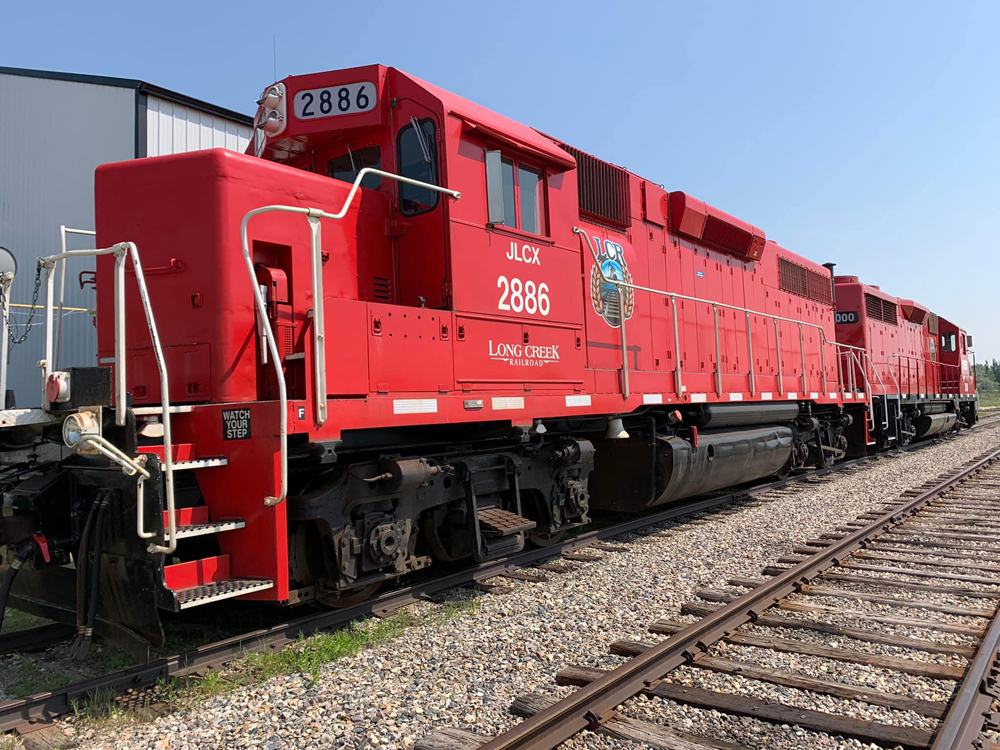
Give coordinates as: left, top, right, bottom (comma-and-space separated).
0, 64, 978, 651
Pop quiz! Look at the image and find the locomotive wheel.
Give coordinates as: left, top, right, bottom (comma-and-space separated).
291, 520, 381, 607
529, 530, 566, 547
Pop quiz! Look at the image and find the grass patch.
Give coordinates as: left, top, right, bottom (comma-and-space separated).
0, 607, 49, 633
979, 392, 1000, 409
70, 597, 478, 730
8, 657, 73, 698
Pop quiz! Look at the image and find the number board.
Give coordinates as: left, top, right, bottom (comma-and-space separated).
293, 82, 376, 119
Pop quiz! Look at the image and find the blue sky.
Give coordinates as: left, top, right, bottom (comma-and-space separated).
6, 0, 998, 359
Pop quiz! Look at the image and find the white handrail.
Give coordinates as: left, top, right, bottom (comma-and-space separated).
575, 228, 867, 400
39, 242, 177, 555
0, 271, 11, 403
241, 167, 460, 507
55, 226, 96, 370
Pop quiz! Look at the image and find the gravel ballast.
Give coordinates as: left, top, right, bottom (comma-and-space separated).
58, 425, 1000, 750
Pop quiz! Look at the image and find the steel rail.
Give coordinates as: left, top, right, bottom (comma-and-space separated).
931, 560, 1000, 748
475, 447, 1000, 750
0, 427, 991, 734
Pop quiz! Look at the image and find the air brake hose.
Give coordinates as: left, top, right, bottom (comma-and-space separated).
0, 541, 37, 633
84, 500, 109, 638
74, 502, 99, 635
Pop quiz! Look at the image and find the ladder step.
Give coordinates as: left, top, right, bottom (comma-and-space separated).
173, 458, 228, 471
175, 579, 274, 609
173, 520, 245, 539
477, 507, 536, 537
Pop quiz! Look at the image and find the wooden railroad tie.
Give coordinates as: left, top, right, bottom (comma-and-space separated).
556, 665, 933, 749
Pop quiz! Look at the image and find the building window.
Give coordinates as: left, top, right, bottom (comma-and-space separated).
486, 151, 547, 235
328, 145, 381, 189
397, 119, 439, 215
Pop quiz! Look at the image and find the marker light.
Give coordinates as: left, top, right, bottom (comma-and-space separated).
256, 85, 283, 109
261, 110, 285, 134
253, 82, 287, 151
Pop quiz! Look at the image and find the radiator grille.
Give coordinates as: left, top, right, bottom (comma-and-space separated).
778, 258, 833, 305
865, 292, 898, 325
560, 144, 631, 229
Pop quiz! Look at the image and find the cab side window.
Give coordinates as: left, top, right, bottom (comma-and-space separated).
397, 119, 439, 215
486, 150, 547, 235
327, 145, 382, 189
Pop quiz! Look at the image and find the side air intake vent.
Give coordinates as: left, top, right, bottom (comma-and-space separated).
667, 192, 766, 261
779, 258, 833, 305
864, 292, 898, 326
373, 276, 392, 302
560, 144, 631, 229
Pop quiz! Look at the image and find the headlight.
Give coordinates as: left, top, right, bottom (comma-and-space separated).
62, 411, 100, 451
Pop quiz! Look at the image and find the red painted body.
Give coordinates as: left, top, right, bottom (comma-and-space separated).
80, 64, 973, 608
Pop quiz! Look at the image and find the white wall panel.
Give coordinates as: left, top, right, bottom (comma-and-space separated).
0, 73, 134, 405
146, 96, 251, 156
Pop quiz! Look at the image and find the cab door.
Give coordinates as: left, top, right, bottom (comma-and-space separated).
392, 98, 449, 309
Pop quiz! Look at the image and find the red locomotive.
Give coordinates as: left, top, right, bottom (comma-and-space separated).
834, 275, 977, 452
0, 64, 978, 649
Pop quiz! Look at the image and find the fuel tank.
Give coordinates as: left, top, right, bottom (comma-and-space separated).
686, 403, 799, 429
913, 412, 958, 439
588, 425, 793, 513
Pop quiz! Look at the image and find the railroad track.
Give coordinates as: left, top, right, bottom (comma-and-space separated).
418, 446, 1000, 750
1, 417, 997, 740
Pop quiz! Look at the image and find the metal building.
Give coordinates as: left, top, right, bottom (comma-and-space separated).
0, 67, 253, 405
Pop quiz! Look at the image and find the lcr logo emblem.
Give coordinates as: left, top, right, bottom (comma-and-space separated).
590, 238, 634, 328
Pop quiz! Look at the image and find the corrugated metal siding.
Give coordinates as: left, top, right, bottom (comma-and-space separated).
0, 73, 135, 405
146, 96, 251, 156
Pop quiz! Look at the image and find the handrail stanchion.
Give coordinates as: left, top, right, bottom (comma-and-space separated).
775, 319, 783, 395
618, 288, 629, 399
0, 272, 11, 403
307, 214, 327, 425
242, 168, 460, 508
745, 311, 755, 396
798, 323, 807, 393
670, 295, 682, 395
55, 226, 97, 371
713, 304, 722, 397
